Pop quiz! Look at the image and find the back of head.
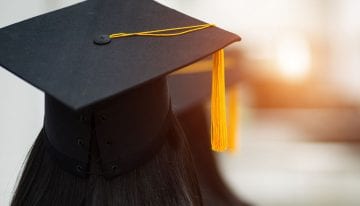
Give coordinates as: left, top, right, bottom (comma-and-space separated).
11, 80, 203, 206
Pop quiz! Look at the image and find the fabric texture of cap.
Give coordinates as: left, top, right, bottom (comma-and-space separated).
0, 0, 240, 110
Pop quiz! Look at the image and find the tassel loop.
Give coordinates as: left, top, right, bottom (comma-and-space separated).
109, 24, 214, 39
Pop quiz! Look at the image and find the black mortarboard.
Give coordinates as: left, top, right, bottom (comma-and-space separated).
0, 0, 239, 110
0, 0, 240, 177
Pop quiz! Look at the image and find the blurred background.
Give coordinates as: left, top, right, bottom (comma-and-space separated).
1, 0, 360, 205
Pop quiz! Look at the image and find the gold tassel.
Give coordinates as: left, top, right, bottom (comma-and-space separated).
211, 49, 228, 151
228, 86, 239, 152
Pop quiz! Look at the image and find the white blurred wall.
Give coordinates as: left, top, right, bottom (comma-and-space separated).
326, 0, 360, 102
159, 0, 360, 102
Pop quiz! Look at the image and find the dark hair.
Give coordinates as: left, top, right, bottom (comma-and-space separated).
11, 111, 202, 206
178, 104, 251, 206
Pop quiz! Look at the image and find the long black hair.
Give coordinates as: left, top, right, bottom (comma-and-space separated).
178, 104, 251, 206
11, 111, 202, 206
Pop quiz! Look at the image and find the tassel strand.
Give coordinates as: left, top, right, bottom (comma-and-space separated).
228, 86, 239, 152
211, 49, 228, 151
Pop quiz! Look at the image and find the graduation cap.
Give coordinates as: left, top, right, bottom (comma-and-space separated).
169, 49, 243, 152
0, 0, 240, 177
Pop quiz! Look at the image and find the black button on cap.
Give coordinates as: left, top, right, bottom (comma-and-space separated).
111, 165, 118, 171
79, 114, 87, 122
94, 34, 111, 45
76, 165, 83, 172
77, 138, 85, 146
100, 114, 107, 122
105, 140, 112, 145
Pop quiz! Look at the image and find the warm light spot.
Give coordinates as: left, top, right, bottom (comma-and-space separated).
276, 34, 311, 80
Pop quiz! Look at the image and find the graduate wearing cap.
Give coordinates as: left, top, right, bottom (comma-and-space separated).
0, 0, 240, 205
169, 49, 251, 206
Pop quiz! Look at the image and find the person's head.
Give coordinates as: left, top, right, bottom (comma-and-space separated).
0, 1, 240, 205
11, 78, 202, 206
